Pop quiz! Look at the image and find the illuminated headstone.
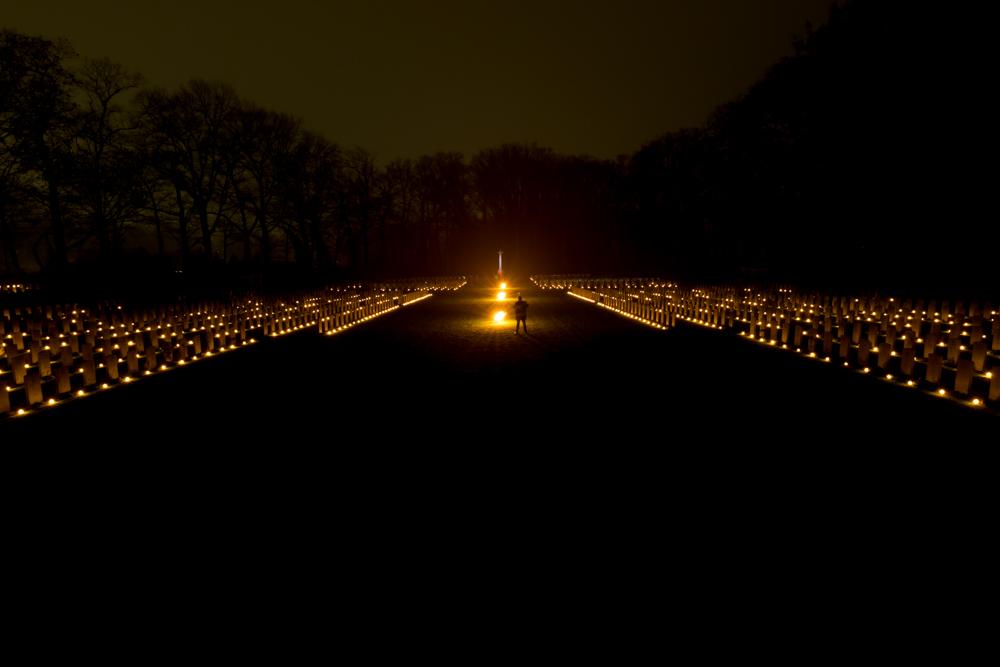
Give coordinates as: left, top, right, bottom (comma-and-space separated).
81, 358, 97, 387
972, 342, 987, 372
886, 323, 897, 345
11, 353, 29, 385
54, 363, 71, 395
900, 348, 915, 376
923, 333, 937, 359
38, 350, 52, 378
858, 339, 871, 368
127, 348, 140, 375
945, 338, 960, 364
954, 360, 973, 395
877, 345, 891, 369
25, 367, 43, 405
925, 354, 943, 384
104, 353, 119, 381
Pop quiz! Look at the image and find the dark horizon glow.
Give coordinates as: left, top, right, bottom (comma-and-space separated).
5, 0, 834, 162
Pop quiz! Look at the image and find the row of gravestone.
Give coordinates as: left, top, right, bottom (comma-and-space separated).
371, 278, 466, 293
666, 287, 998, 405
568, 287, 674, 330
536, 275, 995, 325
1, 279, 462, 417
0, 327, 253, 415
533, 276, 999, 411
317, 292, 405, 334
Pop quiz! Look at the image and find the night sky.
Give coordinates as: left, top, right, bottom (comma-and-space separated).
7, 0, 833, 161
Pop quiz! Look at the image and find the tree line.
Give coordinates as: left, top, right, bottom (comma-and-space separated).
2, 1, 990, 296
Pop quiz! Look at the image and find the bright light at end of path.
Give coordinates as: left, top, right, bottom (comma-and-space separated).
497, 291, 506, 300
493, 311, 507, 323
500, 282, 507, 289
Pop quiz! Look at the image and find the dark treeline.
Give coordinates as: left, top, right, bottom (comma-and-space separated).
624, 1, 991, 295
1, 2, 992, 297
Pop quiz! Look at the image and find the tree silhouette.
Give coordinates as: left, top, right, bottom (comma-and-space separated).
74, 57, 144, 262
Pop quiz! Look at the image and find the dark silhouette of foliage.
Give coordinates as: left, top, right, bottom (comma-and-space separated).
1, 2, 992, 298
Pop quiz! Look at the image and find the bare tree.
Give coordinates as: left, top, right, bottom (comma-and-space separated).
74, 57, 144, 260
231, 105, 300, 266
141, 80, 240, 262
279, 131, 344, 275
344, 147, 377, 274
1, 30, 79, 270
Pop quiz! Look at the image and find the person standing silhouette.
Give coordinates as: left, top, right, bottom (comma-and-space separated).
514, 294, 529, 334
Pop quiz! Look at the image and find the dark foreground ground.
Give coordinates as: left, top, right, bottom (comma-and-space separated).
3, 285, 994, 623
